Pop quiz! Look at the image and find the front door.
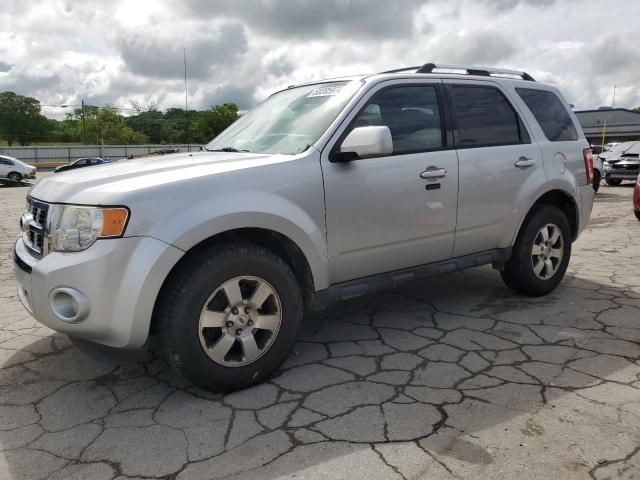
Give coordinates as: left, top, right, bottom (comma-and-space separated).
321, 82, 459, 283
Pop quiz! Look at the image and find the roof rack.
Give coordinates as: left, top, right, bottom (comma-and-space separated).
380, 62, 536, 81
380, 66, 421, 74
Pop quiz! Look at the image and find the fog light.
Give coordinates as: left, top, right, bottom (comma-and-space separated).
48, 287, 90, 323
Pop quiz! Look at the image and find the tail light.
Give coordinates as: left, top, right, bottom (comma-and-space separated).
583, 148, 593, 184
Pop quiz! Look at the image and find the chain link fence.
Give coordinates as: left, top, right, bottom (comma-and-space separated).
0, 144, 202, 164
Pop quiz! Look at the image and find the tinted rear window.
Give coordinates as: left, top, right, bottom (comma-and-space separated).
516, 88, 578, 142
451, 86, 526, 147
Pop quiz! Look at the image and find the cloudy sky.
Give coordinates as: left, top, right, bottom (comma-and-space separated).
1, 0, 639, 118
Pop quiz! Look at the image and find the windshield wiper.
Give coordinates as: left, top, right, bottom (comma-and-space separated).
205, 147, 250, 153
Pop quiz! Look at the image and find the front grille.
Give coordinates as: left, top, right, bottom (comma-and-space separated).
22, 197, 49, 258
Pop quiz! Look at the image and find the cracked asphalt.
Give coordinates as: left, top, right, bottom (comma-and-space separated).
1, 177, 639, 480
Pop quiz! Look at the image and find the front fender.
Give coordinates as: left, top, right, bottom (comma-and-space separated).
150, 191, 329, 291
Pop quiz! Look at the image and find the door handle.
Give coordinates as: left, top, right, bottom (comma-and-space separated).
420, 167, 448, 179
514, 157, 536, 168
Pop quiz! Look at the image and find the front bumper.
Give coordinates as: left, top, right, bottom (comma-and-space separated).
605, 169, 640, 180
13, 235, 183, 349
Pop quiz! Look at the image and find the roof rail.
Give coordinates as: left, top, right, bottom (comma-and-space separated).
379, 66, 421, 74
379, 63, 535, 81
415, 63, 536, 81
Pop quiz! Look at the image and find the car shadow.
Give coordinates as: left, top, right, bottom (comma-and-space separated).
1, 267, 638, 479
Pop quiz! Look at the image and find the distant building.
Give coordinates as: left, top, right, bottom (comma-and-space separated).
575, 108, 640, 145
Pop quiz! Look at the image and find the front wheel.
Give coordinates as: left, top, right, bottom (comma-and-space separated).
635, 211, 640, 221
606, 178, 622, 186
157, 243, 303, 392
7, 172, 21, 182
501, 205, 571, 296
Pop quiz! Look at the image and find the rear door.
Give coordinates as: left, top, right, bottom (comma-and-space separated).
444, 81, 545, 256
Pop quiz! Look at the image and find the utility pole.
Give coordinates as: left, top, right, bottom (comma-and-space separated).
183, 48, 189, 150
81, 99, 87, 145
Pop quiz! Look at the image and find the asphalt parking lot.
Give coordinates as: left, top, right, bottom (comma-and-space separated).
1, 178, 639, 480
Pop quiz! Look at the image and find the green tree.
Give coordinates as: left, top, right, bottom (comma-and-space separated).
68, 106, 148, 144
125, 110, 168, 144
0, 91, 51, 145
48, 118, 80, 143
194, 103, 239, 144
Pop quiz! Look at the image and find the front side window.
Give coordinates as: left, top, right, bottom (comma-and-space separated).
349, 85, 444, 154
516, 88, 578, 142
205, 81, 362, 155
451, 85, 525, 147
0, 159, 11, 165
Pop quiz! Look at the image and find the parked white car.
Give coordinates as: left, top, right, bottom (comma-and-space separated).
0, 155, 36, 182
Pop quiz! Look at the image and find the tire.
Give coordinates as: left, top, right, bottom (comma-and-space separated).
635, 211, 640, 221
501, 205, 571, 296
157, 243, 303, 392
606, 178, 622, 186
7, 172, 21, 182
592, 171, 601, 193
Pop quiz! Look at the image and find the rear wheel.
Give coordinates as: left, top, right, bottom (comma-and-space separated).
606, 178, 622, 186
501, 205, 571, 296
157, 243, 303, 392
7, 172, 21, 182
592, 171, 601, 193
635, 211, 640, 221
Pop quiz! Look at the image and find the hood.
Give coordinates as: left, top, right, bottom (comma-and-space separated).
31, 151, 290, 204
601, 141, 640, 161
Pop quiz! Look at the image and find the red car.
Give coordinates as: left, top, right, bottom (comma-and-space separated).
634, 174, 640, 221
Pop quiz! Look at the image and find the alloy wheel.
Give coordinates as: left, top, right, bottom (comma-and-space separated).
531, 223, 564, 280
198, 275, 282, 367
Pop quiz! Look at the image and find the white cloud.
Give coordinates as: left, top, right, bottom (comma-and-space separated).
0, 0, 639, 119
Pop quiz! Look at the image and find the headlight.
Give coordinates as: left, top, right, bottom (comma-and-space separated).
50, 205, 129, 252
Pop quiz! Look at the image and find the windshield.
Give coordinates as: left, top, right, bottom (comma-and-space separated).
205, 80, 361, 155
12, 158, 28, 167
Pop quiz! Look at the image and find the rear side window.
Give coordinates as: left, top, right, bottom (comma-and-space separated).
451, 86, 527, 147
516, 88, 578, 142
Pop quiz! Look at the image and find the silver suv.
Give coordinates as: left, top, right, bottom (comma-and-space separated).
14, 63, 595, 392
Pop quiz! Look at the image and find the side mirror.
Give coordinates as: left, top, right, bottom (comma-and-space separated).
331, 126, 393, 162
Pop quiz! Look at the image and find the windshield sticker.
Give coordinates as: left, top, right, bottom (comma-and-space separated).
307, 85, 343, 97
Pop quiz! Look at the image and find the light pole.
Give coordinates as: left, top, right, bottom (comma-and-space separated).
58, 102, 86, 144
184, 48, 189, 150
81, 99, 87, 145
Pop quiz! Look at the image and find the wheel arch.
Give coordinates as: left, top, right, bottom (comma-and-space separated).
149, 227, 317, 335
514, 188, 579, 244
